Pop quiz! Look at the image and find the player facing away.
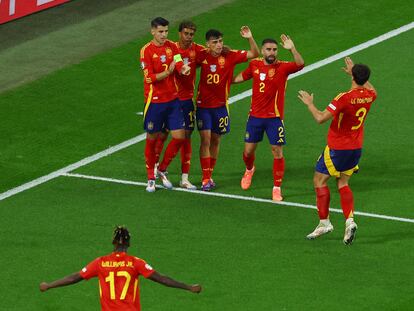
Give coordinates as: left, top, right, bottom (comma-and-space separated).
196, 26, 259, 191
140, 17, 191, 193
153, 21, 205, 190
39, 226, 201, 310
298, 57, 377, 245
233, 35, 304, 201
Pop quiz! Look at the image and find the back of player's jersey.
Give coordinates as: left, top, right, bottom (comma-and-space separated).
327, 88, 377, 150
97, 253, 142, 311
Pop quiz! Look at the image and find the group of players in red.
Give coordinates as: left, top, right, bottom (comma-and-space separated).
39, 17, 377, 310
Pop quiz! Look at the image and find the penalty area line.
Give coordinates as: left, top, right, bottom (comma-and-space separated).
1, 21, 413, 202
63, 173, 414, 224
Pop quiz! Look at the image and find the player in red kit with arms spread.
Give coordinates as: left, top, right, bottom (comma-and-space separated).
298, 57, 377, 245
140, 17, 191, 193
40, 226, 201, 310
196, 26, 259, 191
153, 21, 204, 190
233, 35, 304, 201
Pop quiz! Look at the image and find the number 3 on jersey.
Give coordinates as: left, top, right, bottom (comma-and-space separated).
351, 107, 367, 130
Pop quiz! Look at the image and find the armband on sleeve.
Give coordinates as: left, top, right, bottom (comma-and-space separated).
173, 54, 183, 63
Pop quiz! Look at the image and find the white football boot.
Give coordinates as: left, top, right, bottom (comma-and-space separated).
180, 174, 197, 190
306, 220, 334, 240
146, 180, 156, 193
343, 218, 358, 245
157, 170, 173, 189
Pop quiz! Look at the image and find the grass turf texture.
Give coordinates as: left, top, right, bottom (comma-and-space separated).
1, 0, 414, 309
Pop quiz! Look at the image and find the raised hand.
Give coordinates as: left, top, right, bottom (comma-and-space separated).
297, 90, 314, 106
190, 284, 202, 293
280, 34, 295, 50
342, 56, 354, 75
240, 26, 253, 39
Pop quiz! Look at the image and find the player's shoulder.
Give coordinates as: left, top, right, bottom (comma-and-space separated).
333, 90, 351, 101
140, 42, 153, 56
250, 57, 263, 64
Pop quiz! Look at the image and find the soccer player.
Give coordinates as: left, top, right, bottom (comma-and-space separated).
196, 26, 259, 191
233, 35, 304, 201
153, 21, 205, 190
140, 17, 191, 193
39, 226, 201, 310
298, 57, 377, 245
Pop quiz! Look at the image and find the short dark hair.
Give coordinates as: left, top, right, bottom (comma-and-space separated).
112, 225, 130, 247
151, 17, 169, 28
179, 20, 196, 32
352, 64, 371, 85
205, 29, 223, 41
262, 38, 278, 46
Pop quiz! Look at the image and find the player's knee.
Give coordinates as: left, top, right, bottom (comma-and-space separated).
271, 145, 283, 158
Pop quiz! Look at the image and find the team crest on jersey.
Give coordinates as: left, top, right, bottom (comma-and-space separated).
160, 55, 167, 63
210, 65, 217, 72
198, 119, 203, 128
183, 57, 189, 65
148, 122, 154, 130
268, 68, 275, 78
218, 56, 225, 66
165, 47, 172, 57
260, 73, 266, 81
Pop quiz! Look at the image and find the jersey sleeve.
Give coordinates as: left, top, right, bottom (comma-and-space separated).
140, 46, 157, 84
134, 257, 156, 278
79, 258, 100, 280
232, 50, 249, 65
281, 61, 304, 74
327, 93, 347, 116
241, 62, 253, 81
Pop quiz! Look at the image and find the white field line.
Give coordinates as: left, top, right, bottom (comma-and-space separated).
64, 173, 414, 224
1, 21, 413, 202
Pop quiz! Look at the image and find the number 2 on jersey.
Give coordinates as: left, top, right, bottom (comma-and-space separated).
351, 107, 367, 130
259, 82, 265, 93
105, 271, 133, 300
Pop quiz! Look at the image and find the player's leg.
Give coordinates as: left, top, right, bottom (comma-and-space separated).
208, 106, 230, 187
157, 100, 186, 189
154, 130, 168, 177
180, 99, 196, 189
241, 116, 262, 190
306, 147, 334, 239
266, 118, 286, 201
143, 103, 166, 192
197, 108, 214, 190
337, 173, 357, 245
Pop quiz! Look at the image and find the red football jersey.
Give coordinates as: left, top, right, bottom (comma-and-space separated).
174, 42, 204, 100
80, 252, 155, 311
140, 40, 183, 104
326, 87, 377, 150
196, 49, 248, 108
242, 59, 304, 119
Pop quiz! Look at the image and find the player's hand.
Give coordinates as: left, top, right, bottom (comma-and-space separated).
240, 26, 252, 39
190, 284, 202, 293
342, 56, 354, 75
168, 61, 176, 75
39, 282, 49, 292
298, 90, 314, 106
280, 34, 295, 50
181, 63, 191, 75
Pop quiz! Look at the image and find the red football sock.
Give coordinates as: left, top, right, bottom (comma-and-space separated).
154, 135, 167, 164
144, 138, 157, 180
210, 157, 217, 178
339, 185, 354, 219
243, 152, 255, 170
273, 157, 285, 187
180, 138, 192, 174
315, 186, 330, 219
200, 157, 211, 182
159, 138, 185, 172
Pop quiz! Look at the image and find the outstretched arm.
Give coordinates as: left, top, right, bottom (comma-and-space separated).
240, 26, 259, 59
40, 272, 83, 292
342, 56, 376, 93
148, 271, 201, 293
233, 71, 245, 84
280, 34, 304, 66
298, 90, 332, 124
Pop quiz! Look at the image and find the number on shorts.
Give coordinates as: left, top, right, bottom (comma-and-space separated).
278, 126, 284, 137
219, 116, 229, 128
